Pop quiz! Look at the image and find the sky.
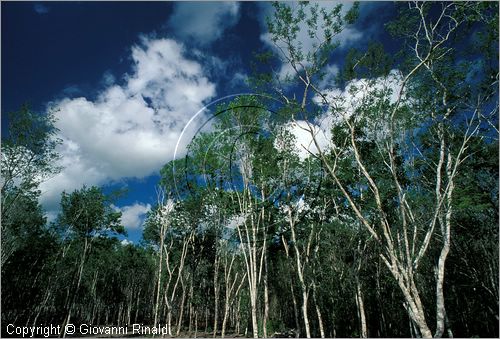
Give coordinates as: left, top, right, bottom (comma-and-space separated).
2, 1, 397, 243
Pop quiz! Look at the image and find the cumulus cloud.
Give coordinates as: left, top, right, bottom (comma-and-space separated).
276, 69, 404, 160
40, 38, 216, 211
314, 69, 405, 143
318, 64, 340, 90
278, 119, 332, 160
114, 202, 151, 230
168, 2, 240, 45
313, 69, 403, 122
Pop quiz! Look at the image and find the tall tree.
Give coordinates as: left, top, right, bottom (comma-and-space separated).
1, 105, 61, 267
56, 186, 124, 337
264, 1, 498, 337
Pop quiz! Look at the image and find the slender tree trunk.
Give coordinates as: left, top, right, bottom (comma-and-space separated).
205, 307, 209, 334
61, 237, 90, 338
176, 277, 187, 336
301, 290, 311, 338
134, 295, 140, 323
153, 222, 165, 328
61, 312, 72, 338
263, 256, 269, 338
407, 306, 418, 339
167, 309, 172, 336
355, 277, 367, 338
214, 255, 220, 337
222, 271, 244, 338
117, 304, 123, 327
236, 294, 242, 335
281, 234, 301, 335
188, 277, 194, 335
312, 285, 325, 339
127, 293, 132, 325
221, 306, 230, 338
331, 300, 337, 338
195, 310, 198, 338
290, 276, 300, 334
434, 153, 454, 338
288, 209, 311, 338
232, 165, 268, 339
376, 261, 387, 336
251, 293, 259, 339
32, 286, 52, 327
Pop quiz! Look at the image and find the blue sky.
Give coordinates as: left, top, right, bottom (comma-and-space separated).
2, 1, 395, 243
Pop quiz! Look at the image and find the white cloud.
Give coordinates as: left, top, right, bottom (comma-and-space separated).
232, 72, 248, 84
168, 2, 240, 45
101, 71, 116, 87
121, 239, 134, 246
276, 69, 405, 160
318, 64, 340, 90
113, 203, 151, 230
40, 38, 216, 211
277, 119, 332, 161
314, 69, 403, 121
313, 69, 405, 142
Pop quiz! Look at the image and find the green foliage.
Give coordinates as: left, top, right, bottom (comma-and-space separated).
2, 3, 498, 338
57, 186, 125, 238
1, 105, 61, 195
1, 105, 62, 267
342, 43, 393, 81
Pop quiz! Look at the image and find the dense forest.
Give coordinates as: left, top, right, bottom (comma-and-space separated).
1, 2, 498, 338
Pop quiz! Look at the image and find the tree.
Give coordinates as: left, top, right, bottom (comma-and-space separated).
56, 185, 124, 337
3, 3, 497, 338
1, 105, 61, 267
1, 105, 62, 335
264, 1, 498, 337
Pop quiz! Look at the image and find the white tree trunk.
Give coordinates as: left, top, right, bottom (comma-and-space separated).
263, 256, 269, 338
355, 279, 367, 338
214, 254, 220, 337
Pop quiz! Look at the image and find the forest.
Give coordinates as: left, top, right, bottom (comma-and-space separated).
1, 2, 499, 338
